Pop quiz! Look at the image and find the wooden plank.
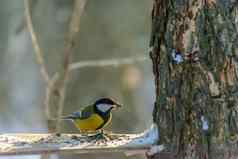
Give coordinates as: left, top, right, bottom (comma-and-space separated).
0, 124, 159, 156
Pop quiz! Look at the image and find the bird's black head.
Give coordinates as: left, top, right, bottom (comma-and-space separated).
94, 98, 122, 113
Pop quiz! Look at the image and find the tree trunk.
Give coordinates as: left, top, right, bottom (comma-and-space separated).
150, 0, 238, 158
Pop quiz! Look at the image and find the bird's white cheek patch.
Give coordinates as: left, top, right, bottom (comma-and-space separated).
96, 104, 112, 112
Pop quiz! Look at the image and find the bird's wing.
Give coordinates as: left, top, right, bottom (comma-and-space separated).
62, 105, 94, 120
74, 105, 94, 119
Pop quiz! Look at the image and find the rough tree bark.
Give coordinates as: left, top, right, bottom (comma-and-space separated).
150, 0, 238, 158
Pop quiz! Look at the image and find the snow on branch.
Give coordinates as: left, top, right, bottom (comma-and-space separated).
0, 124, 159, 156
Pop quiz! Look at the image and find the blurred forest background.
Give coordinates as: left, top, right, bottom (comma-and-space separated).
0, 0, 153, 158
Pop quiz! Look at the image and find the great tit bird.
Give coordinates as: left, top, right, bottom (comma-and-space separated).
63, 98, 122, 133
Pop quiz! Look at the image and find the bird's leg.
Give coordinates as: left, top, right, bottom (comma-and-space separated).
99, 129, 104, 135
96, 129, 114, 140
95, 129, 108, 139
87, 129, 110, 141
84, 130, 102, 140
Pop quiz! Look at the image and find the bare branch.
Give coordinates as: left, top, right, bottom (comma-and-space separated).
56, 0, 87, 131
45, 76, 58, 121
24, 0, 50, 83
70, 56, 148, 70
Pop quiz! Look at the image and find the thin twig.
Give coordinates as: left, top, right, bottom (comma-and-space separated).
56, 0, 87, 131
24, 0, 50, 83
70, 56, 148, 70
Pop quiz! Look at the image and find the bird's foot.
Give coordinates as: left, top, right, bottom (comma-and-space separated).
88, 130, 113, 141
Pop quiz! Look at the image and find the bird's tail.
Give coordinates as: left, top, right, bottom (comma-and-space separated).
61, 115, 77, 120
47, 117, 73, 121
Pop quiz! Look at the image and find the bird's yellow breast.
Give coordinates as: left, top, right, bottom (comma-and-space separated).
73, 113, 112, 132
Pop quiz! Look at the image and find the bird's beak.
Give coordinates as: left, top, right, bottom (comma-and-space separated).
113, 103, 122, 109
